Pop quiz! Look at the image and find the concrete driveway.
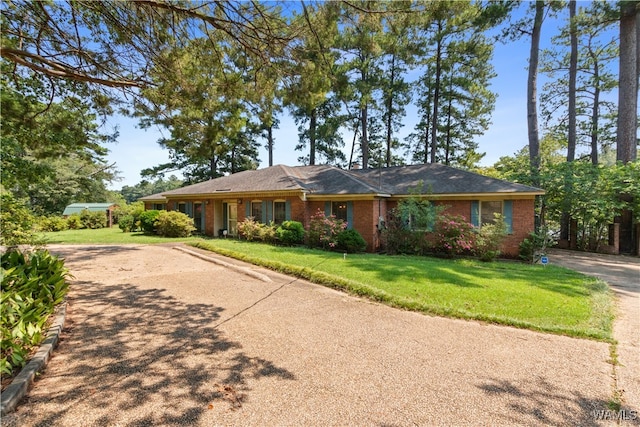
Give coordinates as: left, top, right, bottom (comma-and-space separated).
548, 249, 640, 417
2, 244, 626, 426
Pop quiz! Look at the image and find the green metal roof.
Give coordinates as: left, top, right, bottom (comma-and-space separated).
62, 203, 116, 216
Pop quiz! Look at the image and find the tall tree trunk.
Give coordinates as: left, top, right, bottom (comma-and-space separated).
267, 125, 274, 167
385, 54, 396, 168
589, 40, 600, 166
309, 107, 317, 165
430, 20, 443, 164
210, 155, 216, 178
527, 1, 544, 186
445, 76, 453, 165
361, 105, 369, 168
567, 0, 578, 162
422, 71, 432, 164
617, 0, 638, 164
561, 0, 578, 243
348, 119, 359, 169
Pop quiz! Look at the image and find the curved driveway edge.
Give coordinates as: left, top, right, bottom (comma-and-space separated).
1, 303, 67, 416
1, 244, 629, 426
548, 249, 640, 415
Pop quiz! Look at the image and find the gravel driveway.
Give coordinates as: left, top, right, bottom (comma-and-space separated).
2, 244, 623, 426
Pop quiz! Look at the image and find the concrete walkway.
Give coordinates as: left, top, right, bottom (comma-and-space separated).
549, 249, 640, 415
1, 245, 629, 426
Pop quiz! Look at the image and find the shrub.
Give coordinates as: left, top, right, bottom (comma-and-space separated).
79, 209, 107, 229
433, 214, 476, 257
118, 215, 135, 232
238, 217, 262, 241
113, 202, 144, 227
155, 211, 195, 237
382, 208, 433, 255
66, 214, 83, 230
475, 214, 508, 262
37, 216, 68, 232
139, 210, 161, 233
336, 229, 367, 253
307, 209, 346, 250
0, 191, 42, 246
519, 227, 556, 264
259, 222, 278, 244
1, 249, 70, 376
276, 221, 305, 246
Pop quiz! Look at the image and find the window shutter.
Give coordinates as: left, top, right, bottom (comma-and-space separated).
324, 201, 331, 216
346, 201, 354, 229
471, 201, 480, 227
262, 201, 268, 223
186, 202, 192, 217
223, 203, 228, 228
503, 200, 513, 234
285, 200, 291, 220
246, 201, 251, 219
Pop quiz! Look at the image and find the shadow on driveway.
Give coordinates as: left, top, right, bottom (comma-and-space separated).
5, 279, 294, 426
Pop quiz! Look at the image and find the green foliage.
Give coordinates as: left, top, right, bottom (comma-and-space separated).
307, 209, 347, 250
118, 215, 135, 233
119, 176, 183, 204
259, 222, 278, 244
276, 221, 305, 246
66, 214, 83, 230
0, 191, 42, 246
381, 207, 427, 255
1, 81, 117, 216
36, 216, 69, 232
155, 211, 196, 238
138, 210, 160, 233
336, 229, 367, 253
543, 161, 640, 250
520, 228, 556, 264
79, 209, 107, 229
1, 249, 70, 376
112, 202, 145, 228
475, 214, 508, 262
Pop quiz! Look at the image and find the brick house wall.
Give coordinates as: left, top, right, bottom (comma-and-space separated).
148, 195, 535, 257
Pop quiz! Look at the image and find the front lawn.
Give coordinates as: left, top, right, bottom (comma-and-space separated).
40, 227, 207, 245
192, 239, 614, 341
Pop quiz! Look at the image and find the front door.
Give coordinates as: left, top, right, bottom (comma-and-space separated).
227, 203, 237, 236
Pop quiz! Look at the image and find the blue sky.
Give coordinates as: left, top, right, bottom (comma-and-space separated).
104, 3, 618, 190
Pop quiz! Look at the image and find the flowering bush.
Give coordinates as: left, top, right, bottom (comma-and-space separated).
433, 215, 476, 256
307, 209, 347, 250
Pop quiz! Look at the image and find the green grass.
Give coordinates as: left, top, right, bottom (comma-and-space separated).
40, 227, 207, 245
191, 239, 615, 341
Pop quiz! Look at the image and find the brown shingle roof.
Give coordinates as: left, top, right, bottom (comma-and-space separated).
138, 164, 543, 201
349, 163, 544, 195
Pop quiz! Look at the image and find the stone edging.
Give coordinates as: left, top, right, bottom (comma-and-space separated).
173, 246, 272, 283
0, 303, 67, 416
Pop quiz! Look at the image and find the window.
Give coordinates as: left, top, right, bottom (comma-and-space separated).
251, 201, 262, 221
274, 201, 286, 224
331, 202, 348, 222
152, 203, 165, 210
177, 202, 187, 214
480, 201, 502, 226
